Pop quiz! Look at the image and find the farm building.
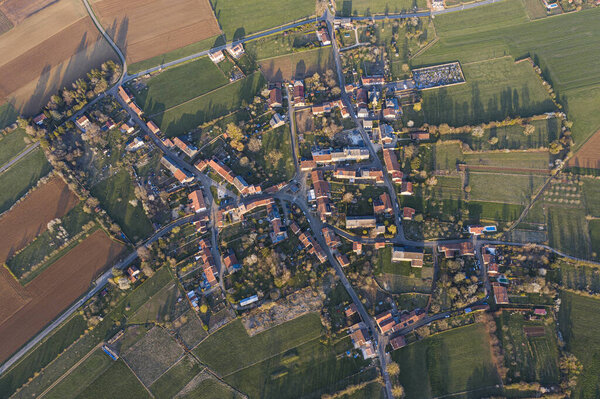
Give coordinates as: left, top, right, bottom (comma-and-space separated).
188, 190, 207, 213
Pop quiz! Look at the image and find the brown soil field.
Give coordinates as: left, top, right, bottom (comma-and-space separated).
0, 10, 13, 34
0, 0, 57, 26
568, 129, 600, 170
523, 325, 546, 338
295, 108, 314, 134
0, 176, 79, 264
0, 0, 117, 115
91, 0, 221, 63
259, 47, 334, 82
0, 229, 125, 363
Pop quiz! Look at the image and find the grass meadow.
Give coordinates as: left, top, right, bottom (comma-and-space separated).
497, 311, 560, 384
155, 72, 265, 137
0, 147, 51, 213
131, 57, 229, 116
210, 0, 315, 40
149, 355, 202, 399
91, 170, 153, 241
559, 291, 600, 398
337, 0, 428, 16
392, 323, 501, 398
180, 377, 243, 399
464, 150, 549, 170
0, 128, 27, 166
582, 178, 600, 217
419, 0, 600, 147
194, 313, 323, 375
259, 47, 335, 82
0, 102, 18, 129
468, 172, 545, 205
548, 207, 591, 259
74, 359, 149, 399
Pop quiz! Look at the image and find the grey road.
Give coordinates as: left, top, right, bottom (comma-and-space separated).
0, 214, 197, 375
0, 141, 40, 174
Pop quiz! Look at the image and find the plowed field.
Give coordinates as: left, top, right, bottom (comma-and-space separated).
0, 230, 125, 363
0, 176, 78, 263
568, 130, 600, 170
92, 0, 221, 63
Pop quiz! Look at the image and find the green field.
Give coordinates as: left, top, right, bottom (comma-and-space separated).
180, 377, 243, 399
225, 336, 373, 399
337, 0, 428, 16
259, 46, 335, 82
548, 207, 591, 259
0, 102, 18, 129
0, 147, 51, 213
210, 0, 315, 40
75, 359, 149, 399
0, 128, 27, 166
432, 142, 463, 171
0, 315, 87, 397
128, 281, 180, 324
589, 220, 600, 258
128, 35, 225, 74
194, 313, 323, 376
468, 172, 545, 205
256, 125, 295, 184
464, 150, 549, 170
467, 200, 524, 223
44, 348, 113, 399
418, 1, 600, 146
497, 312, 560, 384
392, 323, 501, 398
155, 72, 265, 137
583, 178, 600, 217
149, 355, 202, 399
245, 26, 318, 60
7, 203, 95, 283
91, 170, 153, 241
521, 0, 551, 19
420, 58, 555, 126
131, 57, 229, 116
559, 291, 600, 398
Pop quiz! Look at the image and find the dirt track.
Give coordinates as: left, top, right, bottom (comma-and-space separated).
459, 164, 551, 175
92, 0, 221, 63
0, 230, 125, 363
0, 176, 78, 264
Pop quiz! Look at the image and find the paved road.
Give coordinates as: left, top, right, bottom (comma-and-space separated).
0, 141, 40, 174
0, 214, 197, 375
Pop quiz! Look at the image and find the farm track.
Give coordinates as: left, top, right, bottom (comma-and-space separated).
458, 164, 551, 174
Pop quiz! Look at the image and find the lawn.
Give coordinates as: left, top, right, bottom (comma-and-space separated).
464, 150, 549, 170
547, 207, 591, 259
131, 57, 229, 116
154, 72, 265, 137
432, 142, 463, 171
7, 203, 95, 283
559, 291, 600, 398
420, 57, 555, 127
224, 336, 374, 399
468, 172, 546, 205
0, 314, 87, 397
255, 124, 295, 185
392, 323, 501, 398
91, 170, 153, 242
245, 26, 318, 61
44, 348, 113, 399
497, 311, 560, 384
194, 313, 323, 376
149, 355, 203, 399
209, 0, 315, 40
0, 147, 51, 213
0, 128, 27, 166
128, 35, 225, 74
128, 281, 180, 324
74, 359, 150, 399
583, 178, 600, 217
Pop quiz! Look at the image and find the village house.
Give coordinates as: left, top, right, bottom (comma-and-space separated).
129, 102, 144, 118
173, 137, 198, 158
227, 43, 245, 59
147, 121, 160, 135
382, 149, 403, 182
118, 86, 133, 104
33, 113, 47, 125
403, 207, 415, 220
316, 28, 331, 46
188, 190, 207, 213
373, 192, 393, 215
208, 50, 225, 63
269, 86, 282, 108
353, 241, 363, 255
76, 115, 92, 132
125, 137, 145, 152
375, 311, 397, 334
300, 159, 317, 171
269, 113, 285, 128
160, 156, 194, 184
120, 122, 135, 134
336, 253, 350, 267
197, 239, 218, 287
397, 309, 425, 329
322, 227, 341, 248
392, 247, 424, 267
492, 283, 509, 304
349, 323, 377, 359
361, 76, 386, 86
438, 242, 475, 258
222, 250, 240, 273
410, 131, 430, 141
311, 147, 369, 164
357, 108, 369, 118
390, 335, 407, 350
293, 80, 305, 106
400, 181, 413, 196
346, 216, 377, 229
